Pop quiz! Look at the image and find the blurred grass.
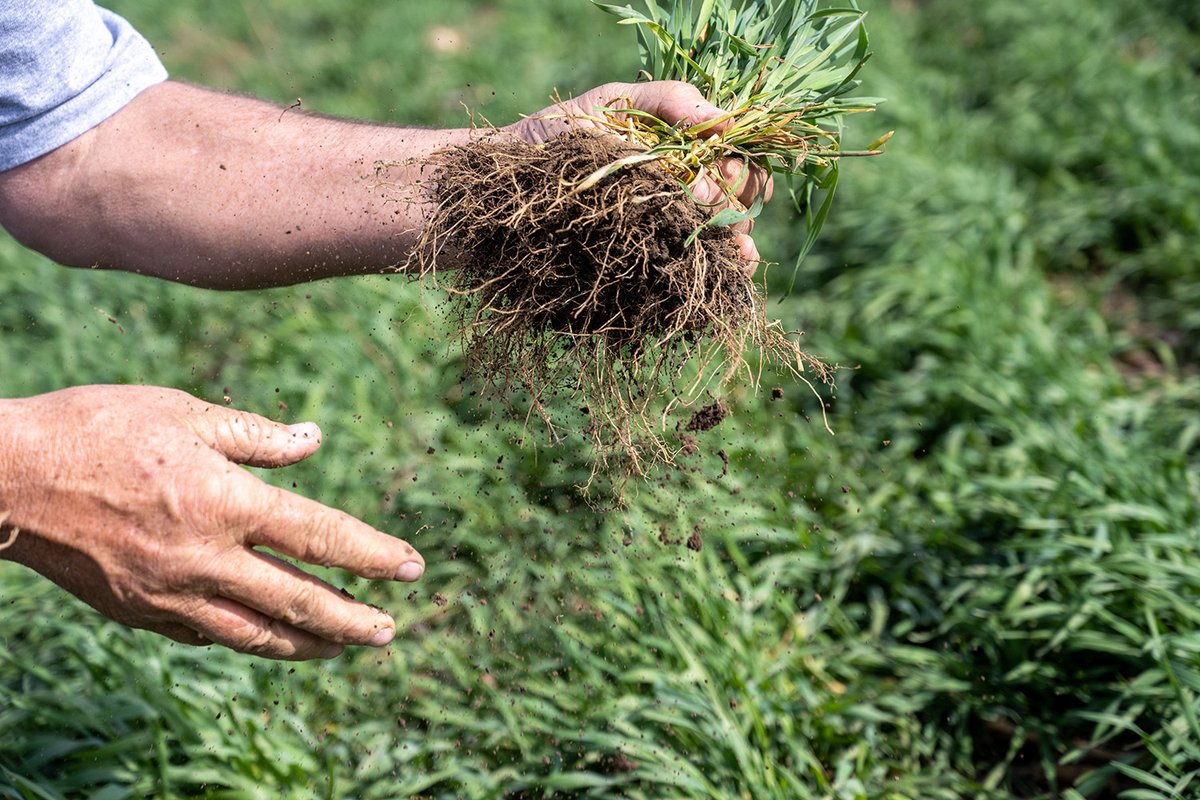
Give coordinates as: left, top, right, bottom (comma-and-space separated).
2, 0, 1200, 798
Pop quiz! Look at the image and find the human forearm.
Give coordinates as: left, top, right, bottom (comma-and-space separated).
0, 80, 768, 289
0, 81, 471, 289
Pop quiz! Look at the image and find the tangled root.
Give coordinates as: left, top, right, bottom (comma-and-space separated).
408, 130, 827, 484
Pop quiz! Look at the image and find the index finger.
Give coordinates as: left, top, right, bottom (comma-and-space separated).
237, 476, 425, 582
713, 156, 774, 208
626, 81, 732, 135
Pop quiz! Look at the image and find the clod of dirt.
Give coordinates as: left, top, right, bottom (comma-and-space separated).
684, 400, 729, 432
408, 129, 826, 483
771, 386, 784, 400
686, 525, 703, 551
601, 750, 640, 774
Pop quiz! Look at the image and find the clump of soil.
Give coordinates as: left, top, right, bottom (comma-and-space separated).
684, 400, 729, 432
410, 129, 825, 481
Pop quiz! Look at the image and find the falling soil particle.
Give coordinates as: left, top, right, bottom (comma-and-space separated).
432, 593, 448, 607
603, 750, 640, 774
770, 386, 784, 400
657, 524, 680, 546
717, 448, 730, 477
685, 400, 730, 432
686, 526, 703, 552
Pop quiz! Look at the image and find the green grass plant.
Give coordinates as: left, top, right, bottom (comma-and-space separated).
585, 0, 885, 261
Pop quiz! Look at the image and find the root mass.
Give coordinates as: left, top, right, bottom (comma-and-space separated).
410, 130, 822, 481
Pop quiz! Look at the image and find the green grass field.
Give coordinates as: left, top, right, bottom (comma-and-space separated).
3, 1, 1199, 798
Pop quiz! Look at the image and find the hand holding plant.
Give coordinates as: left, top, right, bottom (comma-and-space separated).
410, 0, 883, 486
509, 79, 774, 265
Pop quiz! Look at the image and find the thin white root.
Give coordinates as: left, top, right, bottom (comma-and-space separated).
0, 511, 19, 552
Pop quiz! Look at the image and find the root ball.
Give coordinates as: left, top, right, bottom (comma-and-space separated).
411, 130, 820, 481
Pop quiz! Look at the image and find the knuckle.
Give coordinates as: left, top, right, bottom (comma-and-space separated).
147, 555, 196, 595
277, 587, 380, 646
696, 178, 722, 205
203, 597, 308, 659
219, 410, 270, 458
185, 467, 247, 530
300, 512, 341, 566
232, 621, 287, 658
273, 581, 322, 629
189, 462, 229, 501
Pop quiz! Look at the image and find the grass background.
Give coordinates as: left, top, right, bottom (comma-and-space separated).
2, 0, 1199, 797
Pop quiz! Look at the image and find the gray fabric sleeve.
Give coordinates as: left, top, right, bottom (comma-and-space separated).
0, 0, 168, 171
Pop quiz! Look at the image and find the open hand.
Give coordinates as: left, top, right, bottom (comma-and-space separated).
509, 81, 772, 267
0, 385, 423, 660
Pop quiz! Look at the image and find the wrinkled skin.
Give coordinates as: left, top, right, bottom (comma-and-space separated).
0, 386, 423, 661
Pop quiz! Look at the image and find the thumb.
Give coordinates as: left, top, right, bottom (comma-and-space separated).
185, 403, 323, 468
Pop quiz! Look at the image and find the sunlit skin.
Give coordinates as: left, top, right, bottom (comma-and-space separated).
0, 79, 771, 661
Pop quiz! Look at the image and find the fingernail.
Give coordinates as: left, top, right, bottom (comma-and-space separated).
322, 643, 345, 659
370, 627, 396, 647
395, 561, 424, 581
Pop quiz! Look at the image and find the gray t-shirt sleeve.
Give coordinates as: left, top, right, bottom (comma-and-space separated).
0, 0, 168, 171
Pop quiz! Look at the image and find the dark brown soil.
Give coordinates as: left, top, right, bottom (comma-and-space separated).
599, 750, 639, 774
684, 400, 729, 432
410, 129, 825, 482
